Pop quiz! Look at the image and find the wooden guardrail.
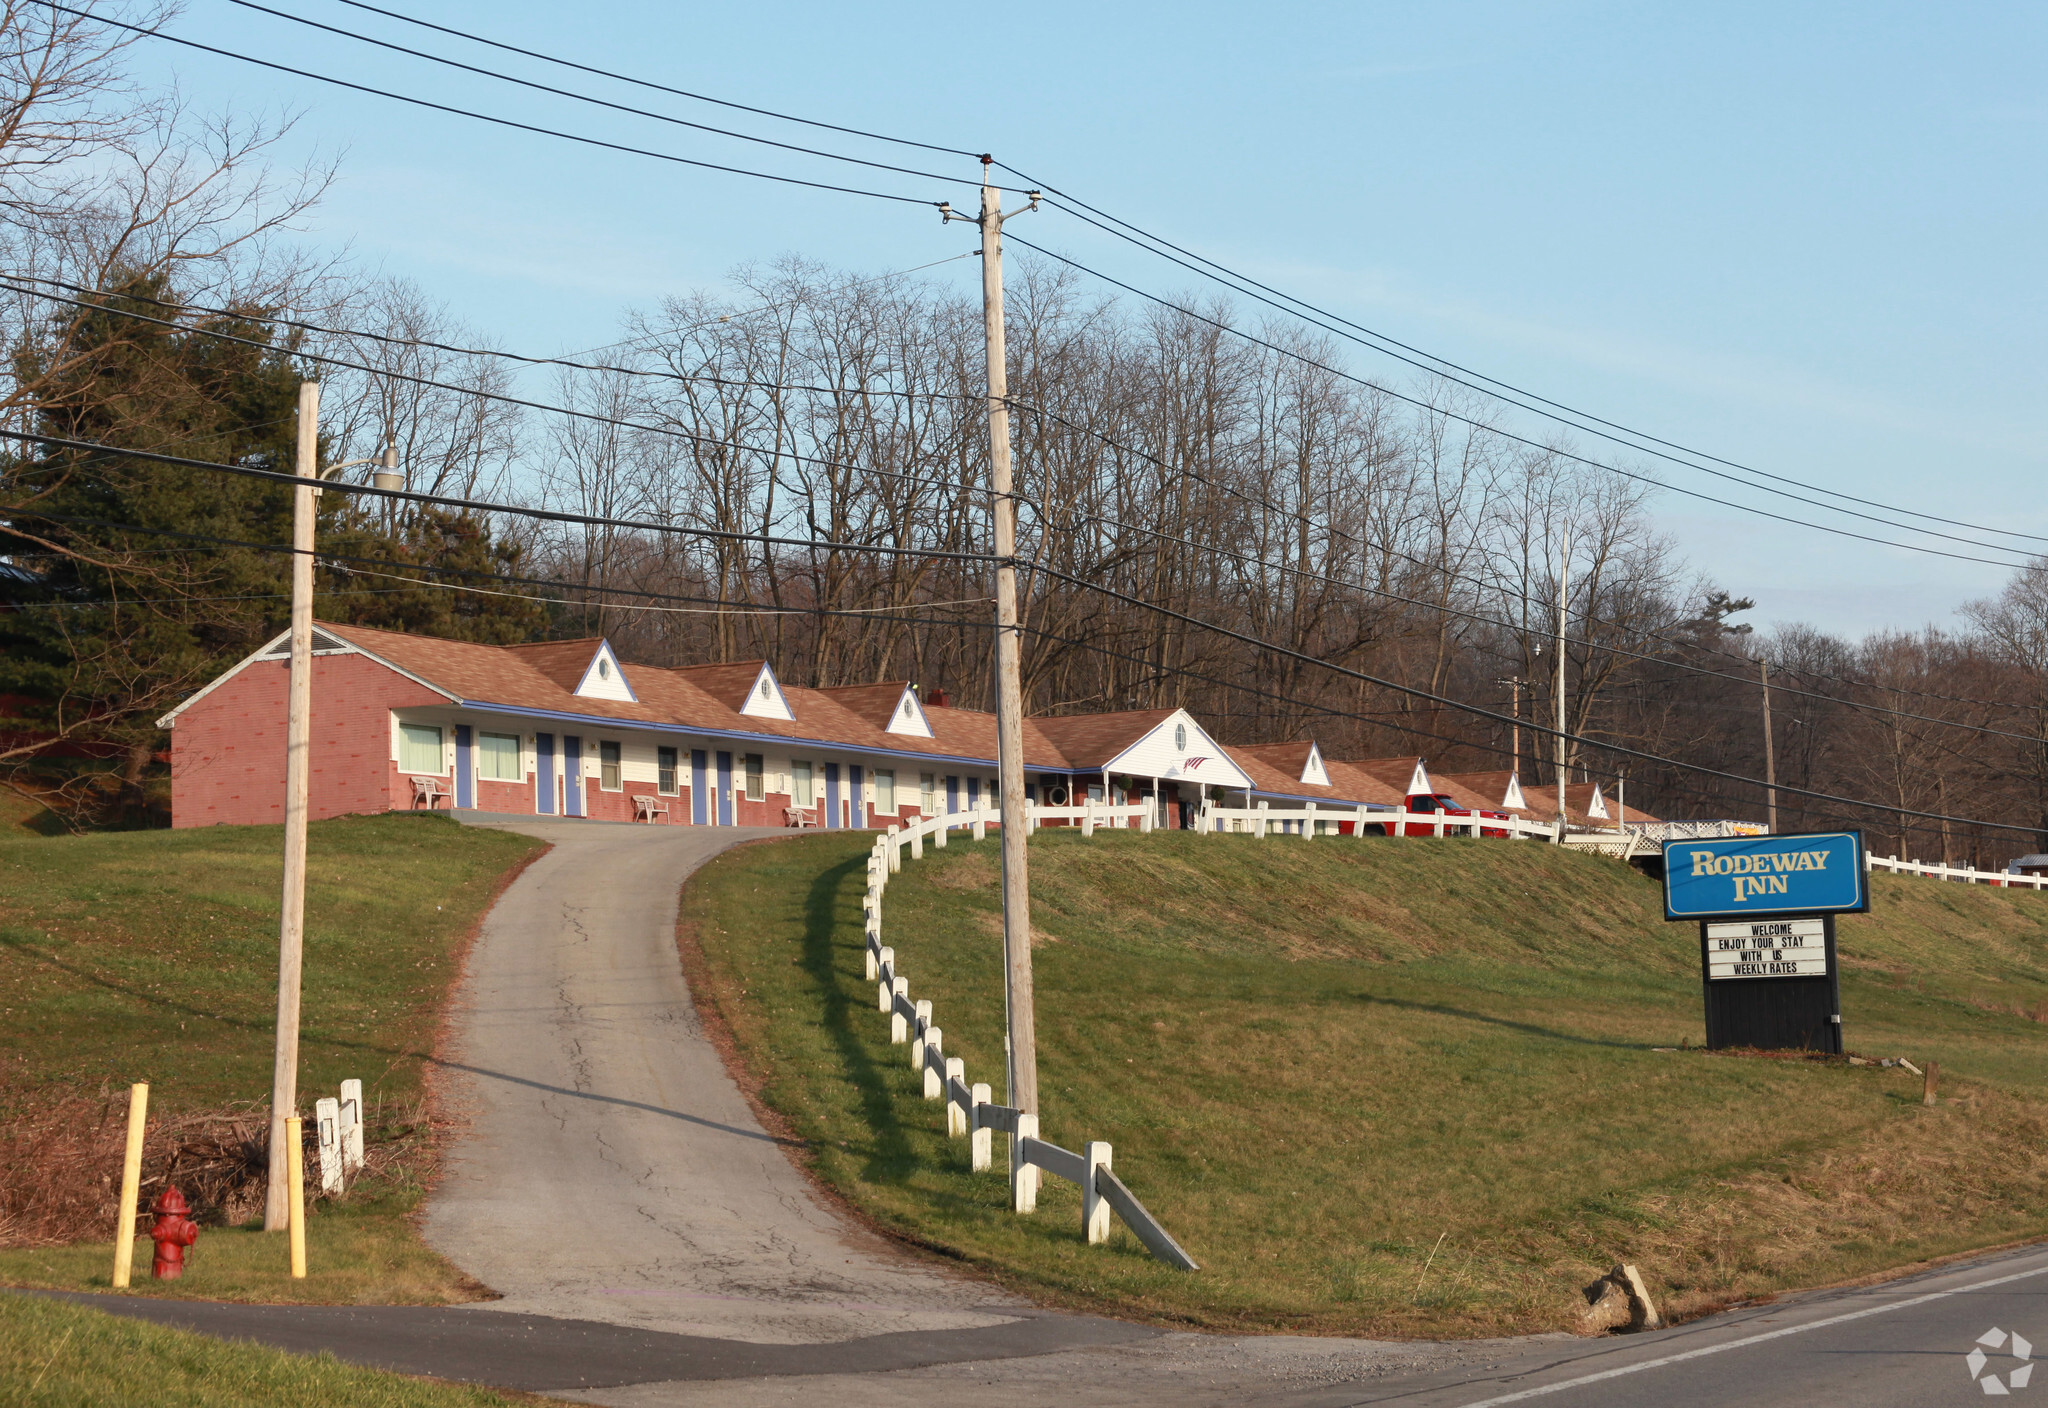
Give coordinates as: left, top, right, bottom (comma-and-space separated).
863, 817, 1199, 1270
1868, 853, 2048, 889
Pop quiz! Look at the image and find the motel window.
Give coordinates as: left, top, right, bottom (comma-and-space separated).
744, 754, 764, 802
399, 722, 444, 775
600, 740, 622, 791
966, 777, 980, 809
657, 747, 679, 796
874, 769, 896, 814
478, 731, 521, 782
919, 772, 935, 814
792, 760, 815, 807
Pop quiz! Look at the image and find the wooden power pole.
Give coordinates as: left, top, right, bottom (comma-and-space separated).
1760, 656, 1778, 833
962, 165, 1040, 1117
1555, 535, 1570, 830
266, 380, 319, 1230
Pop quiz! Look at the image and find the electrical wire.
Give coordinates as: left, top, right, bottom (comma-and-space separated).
329, 0, 979, 160
222, 0, 1008, 193
1034, 562, 2045, 835
1002, 232, 2036, 571
1013, 187, 2048, 548
0, 427, 1002, 565
37, 3, 944, 206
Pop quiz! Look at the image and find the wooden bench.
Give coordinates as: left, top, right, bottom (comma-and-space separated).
784, 806, 818, 828
634, 793, 671, 823
409, 775, 451, 810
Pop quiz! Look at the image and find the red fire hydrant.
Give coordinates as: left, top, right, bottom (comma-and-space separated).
150, 1185, 199, 1280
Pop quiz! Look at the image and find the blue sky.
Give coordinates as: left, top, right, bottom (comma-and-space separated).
132, 1, 2046, 638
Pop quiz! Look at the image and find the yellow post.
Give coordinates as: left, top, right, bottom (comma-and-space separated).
284, 1115, 307, 1278
110, 1082, 148, 1289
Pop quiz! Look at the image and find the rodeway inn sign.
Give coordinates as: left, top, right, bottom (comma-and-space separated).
1663, 831, 1868, 919
1663, 831, 1866, 1054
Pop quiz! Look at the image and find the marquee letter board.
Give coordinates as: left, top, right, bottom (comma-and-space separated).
1663, 831, 1865, 1053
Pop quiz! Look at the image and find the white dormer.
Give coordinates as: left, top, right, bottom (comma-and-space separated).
740, 662, 796, 720
1406, 759, 1432, 797
574, 640, 637, 702
887, 686, 934, 738
1300, 742, 1330, 787
1502, 773, 1527, 810
1587, 783, 1610, 819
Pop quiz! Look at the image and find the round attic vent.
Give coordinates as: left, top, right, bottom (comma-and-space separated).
1174, 723, 1187, 751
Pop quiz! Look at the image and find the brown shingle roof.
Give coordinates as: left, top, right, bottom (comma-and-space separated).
1026, 709, 1176, 771
1224, 742, 1399, 806
501, 638, 605, 692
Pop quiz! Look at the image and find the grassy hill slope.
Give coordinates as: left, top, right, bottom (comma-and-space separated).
681, 830, 2048, 1338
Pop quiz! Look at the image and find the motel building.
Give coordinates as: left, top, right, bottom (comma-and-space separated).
158, 622, 1320, 831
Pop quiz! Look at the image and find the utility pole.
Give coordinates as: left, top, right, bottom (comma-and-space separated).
266, 380, 319, 1230
1555, 534, 1570, 830
1759, 656, 1778, 833
1497, 677, 1522, 778
949, 163, 1040, 1117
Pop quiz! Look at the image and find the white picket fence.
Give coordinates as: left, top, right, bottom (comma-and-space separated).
864, 810, 1199, 1270
1868, 853, 2048, 889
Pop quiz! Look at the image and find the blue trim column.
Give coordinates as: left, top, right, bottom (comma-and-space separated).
563, 735, 582, 817
691, 749, 708, 825
454, 724, 473, 809
716, 751, 733, 826
536, 733, 555, 814
849, 764, 863, 829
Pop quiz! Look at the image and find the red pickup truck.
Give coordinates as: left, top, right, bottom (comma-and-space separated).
1361, 790, 1512, 838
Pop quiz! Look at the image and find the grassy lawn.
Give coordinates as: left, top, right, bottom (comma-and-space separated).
681, 829, 2048, 1338
0, 812, 543, 1303
0, 1291, 537, 1406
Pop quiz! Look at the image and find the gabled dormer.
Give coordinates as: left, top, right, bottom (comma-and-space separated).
573, 640, 637, 702
1502, 773, 1527, 810
1406, 758, 1432, 797
1587, 783, 1610, 819
887, 685, 934, 737
1300, 741, 1330, 787
740, 661, 795, 720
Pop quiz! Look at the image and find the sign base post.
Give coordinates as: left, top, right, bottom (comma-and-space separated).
1700, 915, 1842, 1052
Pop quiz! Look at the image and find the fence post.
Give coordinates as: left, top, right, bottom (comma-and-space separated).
338, 1077, 364, 1179
1200, 797, 1214, 833
1082, 800, 1095, 838
877, 949, 895, 1011
865, 932, 878, 981
1255, 800, 1269, 839
890, 977, 910, 1043
1302, 802, 1317, 838
934, 818, 948, 849
315, 1096, 343, 1196
1140, 796, 1155, 833
970, 1083, 992, 1171
946, 1058, 967, 1134
1012, 1112, 1040, 1213
1083, 1141, 1113, 1244
910, 999, 933, 1067
910, 824, 924, 860
973, 809, 987, 842
887, 824, 902, 873
922, 1028, 943, 1098
1354, 804, 1370, 837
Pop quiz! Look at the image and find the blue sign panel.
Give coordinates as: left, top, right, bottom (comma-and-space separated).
1664, 831, 1866, 920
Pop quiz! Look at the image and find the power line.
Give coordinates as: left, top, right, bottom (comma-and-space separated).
3, 278, 1011, 507
39, 3, 944, 207
995, 173, 2048, 549
1001, 232, 2036, 571
0, 427, 1002, 565
222, 0, 1008, 193
330, 0, 980, 161
1035, 562, 2044, 835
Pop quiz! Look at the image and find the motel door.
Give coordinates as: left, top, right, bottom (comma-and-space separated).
536, 733, 556, 815
716, 752, 734, 826
823, 763, 840, 830
849, 765, 863, 829
562, 735, 583, 817
691, 750, 708, 825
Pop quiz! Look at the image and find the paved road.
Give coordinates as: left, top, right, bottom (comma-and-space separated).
425, 816, 1024, 1344
37, 814, 2048, 1403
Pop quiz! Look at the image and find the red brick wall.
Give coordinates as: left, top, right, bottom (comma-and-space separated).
170, 654, 445, 828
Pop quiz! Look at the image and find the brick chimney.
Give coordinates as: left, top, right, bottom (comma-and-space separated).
925, 687, 950, 708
